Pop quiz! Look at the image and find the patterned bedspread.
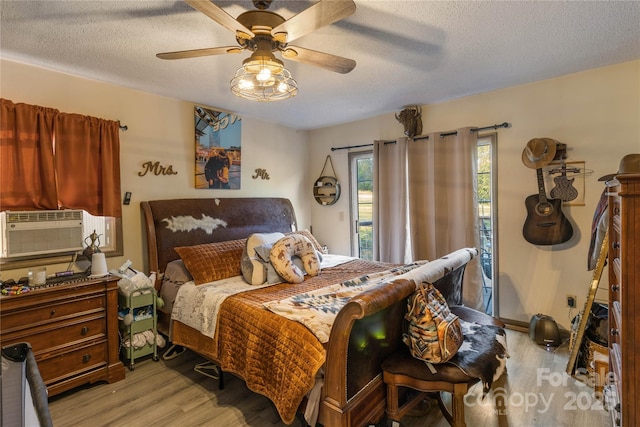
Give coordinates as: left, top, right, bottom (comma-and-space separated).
264, 261, 427, 343
171, 258, 398, 425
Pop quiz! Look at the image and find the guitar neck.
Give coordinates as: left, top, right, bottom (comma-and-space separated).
536, 168, 548, 203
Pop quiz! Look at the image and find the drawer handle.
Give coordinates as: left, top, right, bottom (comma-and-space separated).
610, 328, 619, 336
612, 242, 620, 249
82, 354, 91, 363
81, 326, 89, 335
50, 309, 56, 317
611, 284, 620, 292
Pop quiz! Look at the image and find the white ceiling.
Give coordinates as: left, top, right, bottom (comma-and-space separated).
1, 1, 639, 130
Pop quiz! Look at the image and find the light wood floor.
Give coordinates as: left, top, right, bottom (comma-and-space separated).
48, 329, 612, 427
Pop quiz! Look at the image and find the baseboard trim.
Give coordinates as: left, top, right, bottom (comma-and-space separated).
501, 317, 529, 332
499, 316, 571, 340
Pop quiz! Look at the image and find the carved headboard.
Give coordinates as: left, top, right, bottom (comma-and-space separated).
140, 198, 297, 278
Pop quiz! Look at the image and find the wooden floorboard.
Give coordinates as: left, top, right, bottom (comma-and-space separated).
48, 330, 612, 426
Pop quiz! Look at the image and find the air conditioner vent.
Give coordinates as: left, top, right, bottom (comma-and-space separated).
5, 210, 83, 223
1, 210, 84, 258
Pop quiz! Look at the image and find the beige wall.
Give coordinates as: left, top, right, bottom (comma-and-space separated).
0, 59, 310, 281
2, 58, 639, 329
308, 60, 640, 327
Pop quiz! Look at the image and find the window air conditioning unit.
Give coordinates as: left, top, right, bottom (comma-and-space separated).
1, 210, 83, 258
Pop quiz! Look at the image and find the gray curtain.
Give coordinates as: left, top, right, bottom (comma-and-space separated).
373, 136, 411, 263
373, 127, 482, 309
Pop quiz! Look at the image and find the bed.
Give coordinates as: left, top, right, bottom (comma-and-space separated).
141, 197, 476, 427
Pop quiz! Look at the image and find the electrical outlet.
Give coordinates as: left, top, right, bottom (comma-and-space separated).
566, 295, 577, 308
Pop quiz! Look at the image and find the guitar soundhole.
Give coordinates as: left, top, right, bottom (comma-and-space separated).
535, 202, 553, 216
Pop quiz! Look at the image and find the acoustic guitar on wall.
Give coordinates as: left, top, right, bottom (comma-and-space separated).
523, 167, 573, 245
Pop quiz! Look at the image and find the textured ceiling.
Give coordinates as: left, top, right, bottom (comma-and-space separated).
1, 1, 639, 130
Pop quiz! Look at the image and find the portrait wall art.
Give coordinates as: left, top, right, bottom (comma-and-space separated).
194, 105, 242, 189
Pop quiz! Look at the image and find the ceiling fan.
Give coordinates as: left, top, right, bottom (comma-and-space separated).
156, 0, 357, 75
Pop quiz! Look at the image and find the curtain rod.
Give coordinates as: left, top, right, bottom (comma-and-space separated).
330, 122, 510, 151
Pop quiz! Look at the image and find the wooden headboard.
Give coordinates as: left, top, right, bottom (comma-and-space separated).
140, 198, 297, 278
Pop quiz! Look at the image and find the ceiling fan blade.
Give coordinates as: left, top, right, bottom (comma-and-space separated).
156, 46, 242, 60
281, 46, 356, 74
272, 0, 356, 43
184, 0, 254, 40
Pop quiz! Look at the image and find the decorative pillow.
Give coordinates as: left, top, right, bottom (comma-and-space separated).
174, 239, 246, 285
286, 229, 324, 253
163, 259, 193, 285
255, 245, 323, 265
241, 232, 285, 285
270, 235, 321, 284
254, 244, 306, 284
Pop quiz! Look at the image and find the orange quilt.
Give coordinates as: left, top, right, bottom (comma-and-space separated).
171, 258, 396, 424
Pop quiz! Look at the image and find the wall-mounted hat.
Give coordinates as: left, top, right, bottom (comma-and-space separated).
522, 138, 558, 169
598, 153, 640, 182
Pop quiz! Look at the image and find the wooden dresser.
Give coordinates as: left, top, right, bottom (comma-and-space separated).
0, 275, 125, 396
606, 174, 639, 426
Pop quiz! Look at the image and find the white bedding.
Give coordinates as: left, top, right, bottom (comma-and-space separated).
170, 276, 267, 339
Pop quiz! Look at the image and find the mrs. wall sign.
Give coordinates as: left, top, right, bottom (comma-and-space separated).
138, 161, 178, 176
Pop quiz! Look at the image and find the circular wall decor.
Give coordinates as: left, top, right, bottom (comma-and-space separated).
313, 176, 341, 206
314, 155, 341, 206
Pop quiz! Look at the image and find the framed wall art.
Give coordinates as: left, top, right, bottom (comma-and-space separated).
543, 160, 586, 206
194, 105, 241, 189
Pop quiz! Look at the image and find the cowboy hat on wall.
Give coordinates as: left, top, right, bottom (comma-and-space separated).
521, 137, 559, 169
598, 153, 640, 182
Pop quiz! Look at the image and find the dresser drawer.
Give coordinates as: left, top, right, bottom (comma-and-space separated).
0, 276, 124, 395
38, 340, 108, 385
2, 315, 106, 353
1, 294, 106, 332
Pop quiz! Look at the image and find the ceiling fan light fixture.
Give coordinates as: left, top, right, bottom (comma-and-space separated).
230, 53, 298, 102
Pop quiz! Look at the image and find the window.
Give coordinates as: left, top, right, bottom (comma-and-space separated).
477, 133, 497, 315
349, 151, 373, 259
83, 212, 119, 253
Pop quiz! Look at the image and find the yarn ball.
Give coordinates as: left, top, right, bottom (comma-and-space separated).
156, 296, 165, 309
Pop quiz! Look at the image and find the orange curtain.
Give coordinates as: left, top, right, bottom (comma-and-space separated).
0, 99, 58, 210
55, 113, 122, 218
0, 98, 121, 218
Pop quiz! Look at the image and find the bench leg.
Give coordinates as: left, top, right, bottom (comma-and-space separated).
435, 384, 468, 427
386, 382, 400, 420
451, 383, 468, 427
386, 382, 429, 423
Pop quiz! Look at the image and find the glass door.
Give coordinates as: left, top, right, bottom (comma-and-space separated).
349, 151, 373, 259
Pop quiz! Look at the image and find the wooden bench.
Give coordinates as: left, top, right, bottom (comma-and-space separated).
381, 306, 505, 427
